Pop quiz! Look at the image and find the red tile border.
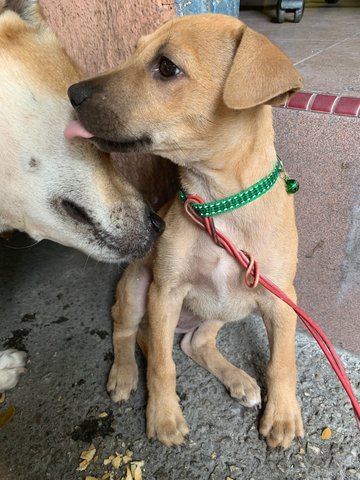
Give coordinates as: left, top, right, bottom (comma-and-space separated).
287, 92, 314, 110
334, 96, 360, 116
278, 92, 360, 118
310, 94, 338, 113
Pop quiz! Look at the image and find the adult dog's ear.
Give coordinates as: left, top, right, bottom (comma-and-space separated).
2, 0, 44, 27
223, 26, 303, 110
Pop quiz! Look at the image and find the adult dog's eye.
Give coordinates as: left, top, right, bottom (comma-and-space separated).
158, 56, 181, 79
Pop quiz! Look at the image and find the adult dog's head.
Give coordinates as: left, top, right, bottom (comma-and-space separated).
0, 0, 164, 263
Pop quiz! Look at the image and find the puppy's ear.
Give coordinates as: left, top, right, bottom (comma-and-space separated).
3, 0, 44, 27
223, 26, 303, 110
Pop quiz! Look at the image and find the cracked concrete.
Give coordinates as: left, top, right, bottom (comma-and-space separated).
0, 233, 359, 480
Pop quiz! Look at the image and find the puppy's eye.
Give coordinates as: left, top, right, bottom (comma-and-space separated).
158, 56, 181, 79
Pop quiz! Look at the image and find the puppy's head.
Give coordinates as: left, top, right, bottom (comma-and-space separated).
66, 14, 303, 164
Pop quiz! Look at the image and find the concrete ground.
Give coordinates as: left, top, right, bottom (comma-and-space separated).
0, 234, 359, 480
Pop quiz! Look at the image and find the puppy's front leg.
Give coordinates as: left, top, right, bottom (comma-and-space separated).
108, 263, 151, 402
260, 287, 304, 448
146, 281, 190, 447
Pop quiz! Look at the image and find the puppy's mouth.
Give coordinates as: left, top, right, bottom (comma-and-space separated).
64, 120, 152, 153
91, 135, 152, 153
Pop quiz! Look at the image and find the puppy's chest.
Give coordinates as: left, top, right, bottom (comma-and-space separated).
184, 251, 257, 322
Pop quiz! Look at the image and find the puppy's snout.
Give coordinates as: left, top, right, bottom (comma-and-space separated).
68, 82, 91, 108
147, 208, 165, 235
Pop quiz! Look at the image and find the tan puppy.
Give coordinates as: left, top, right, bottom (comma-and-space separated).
67, 14, 304, 448
0, 0, 164, 393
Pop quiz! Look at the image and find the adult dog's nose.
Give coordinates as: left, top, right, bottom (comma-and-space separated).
68, 82, 90, 108
149, 211, 165, 234
145, 207, 165, 235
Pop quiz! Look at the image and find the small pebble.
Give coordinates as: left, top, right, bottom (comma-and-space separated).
308, 445, 320, 455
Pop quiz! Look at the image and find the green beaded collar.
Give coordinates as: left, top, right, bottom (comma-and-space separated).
179, 156, 299, 218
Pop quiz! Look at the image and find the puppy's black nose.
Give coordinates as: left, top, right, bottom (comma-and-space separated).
68, 83, 90, 108
149, 210, 165, 234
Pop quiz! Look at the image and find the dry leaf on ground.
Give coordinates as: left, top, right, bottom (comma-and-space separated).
101, 473, 114, 480
130, 462, 143, 480
112, 452, 122, 469
103, 454, 115, 466
321, 427, 332, 440
123, 465, 132, 480
0, 406, 16, 427
80, 444, 97, 462
77, 443, 97, 471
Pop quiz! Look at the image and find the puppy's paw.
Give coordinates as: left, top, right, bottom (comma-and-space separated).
0, 349, 27, 392
146, 395, 189, 447
225, 371, 261, 408
107, 361, 138, 402
260, 396, 304, 449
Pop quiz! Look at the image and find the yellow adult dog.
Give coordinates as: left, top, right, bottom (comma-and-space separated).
0, 0, 163, 393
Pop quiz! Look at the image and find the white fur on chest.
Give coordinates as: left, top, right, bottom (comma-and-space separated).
184, 249, 257, 323
211, 256, 234, 300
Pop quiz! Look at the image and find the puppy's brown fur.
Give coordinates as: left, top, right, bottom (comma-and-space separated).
69, 14, 304, 448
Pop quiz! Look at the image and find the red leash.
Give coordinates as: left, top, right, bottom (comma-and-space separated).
184, 194, 360, 430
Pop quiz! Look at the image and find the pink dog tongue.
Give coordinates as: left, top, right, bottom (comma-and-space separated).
64, 120, 94, 139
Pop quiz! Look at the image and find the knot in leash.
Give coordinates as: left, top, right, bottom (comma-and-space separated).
183, 193, 360, 430
184, 195, 259, 288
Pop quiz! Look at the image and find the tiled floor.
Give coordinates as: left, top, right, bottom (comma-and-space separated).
240, 2, 360, 96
